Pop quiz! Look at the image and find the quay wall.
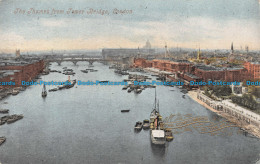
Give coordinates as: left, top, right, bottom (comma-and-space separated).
197, 90, 260, 128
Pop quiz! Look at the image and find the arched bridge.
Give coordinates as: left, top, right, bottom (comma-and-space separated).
46, 57, 117, 66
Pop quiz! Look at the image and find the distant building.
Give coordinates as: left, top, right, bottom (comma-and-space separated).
228, 42, 235, 62
231, 42, 234, 54
231, 83, 248, 95
15, 49, 20, 58
143, 40, 151, 49
244, 62, 260, 80
134, 58, 248, 82
102, 40, 155, 60
0, 59, 44, 88
102, 48, 155, 60
197, 48, 201, 60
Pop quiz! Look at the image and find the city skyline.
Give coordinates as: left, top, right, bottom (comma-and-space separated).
0, 0, 260, 53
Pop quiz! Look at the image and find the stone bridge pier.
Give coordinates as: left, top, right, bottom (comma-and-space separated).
89, 61, 94, 65
72, 61, 78, 65
56, 61, 62, 66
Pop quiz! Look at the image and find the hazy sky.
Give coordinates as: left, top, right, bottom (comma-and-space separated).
0, 0, 259, 52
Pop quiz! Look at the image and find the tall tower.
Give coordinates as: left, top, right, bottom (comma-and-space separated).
138, 47, 140, 58
245, 45, 249, 53
231, 42, 234, 54
197, 47, 201, 60
15, 49, 20, 58
164, 43, 168, 58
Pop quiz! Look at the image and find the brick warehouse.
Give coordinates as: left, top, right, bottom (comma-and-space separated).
0, 60, 45, 88
244, 62, 260, 80
134, 58, 250, 82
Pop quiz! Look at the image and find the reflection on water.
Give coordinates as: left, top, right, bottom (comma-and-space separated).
150, 142, 166, 158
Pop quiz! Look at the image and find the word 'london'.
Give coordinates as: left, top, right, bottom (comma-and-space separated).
13, 8, 132, 15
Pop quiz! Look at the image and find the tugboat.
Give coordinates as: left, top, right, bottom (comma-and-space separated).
165, 128, 174, 141
143, 119, 150, 129
150, 90, 166, 145
121, 109, 130, 113
42, 84, 47, 97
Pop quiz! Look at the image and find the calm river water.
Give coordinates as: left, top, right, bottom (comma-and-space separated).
0, 62, 259, 164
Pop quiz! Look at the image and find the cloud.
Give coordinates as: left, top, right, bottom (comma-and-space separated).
123, 17, 260, 49
0, 15, 259, 52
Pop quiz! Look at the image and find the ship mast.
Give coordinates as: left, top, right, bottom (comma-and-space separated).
154, 88, 157, 110
157, 100, 159, 113
43, 84, 46, 92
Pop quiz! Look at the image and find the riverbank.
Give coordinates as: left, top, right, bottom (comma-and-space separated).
188, 90, 260, 139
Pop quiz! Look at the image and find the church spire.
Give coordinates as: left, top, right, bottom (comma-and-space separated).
231, 42, 234, 54
197, 46, 201, 60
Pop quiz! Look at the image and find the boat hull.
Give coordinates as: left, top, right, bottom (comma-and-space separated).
150, 136, 166, 145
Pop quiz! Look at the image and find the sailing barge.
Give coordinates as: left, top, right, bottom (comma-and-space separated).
150, 90, 166, 145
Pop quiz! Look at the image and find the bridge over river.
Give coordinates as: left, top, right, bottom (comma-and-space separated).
45, 55, 121, 65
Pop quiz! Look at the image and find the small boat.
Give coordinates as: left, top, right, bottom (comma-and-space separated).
143, 119, 150, 129
134, 89, 142, 94
64, 72, 75, 75
90, 70, 98, 72
6, 114, 24, 124
121, 110, 130, 113
128, 88, 133, 93
182, 95, 185, 98
49, 88, 58, 92
19, 87, 26, 91
12, 89, 19, 95
181, 89, 188, 94
148, 85, 156, 88
122, 86, 128, 90
0, 137, 6, 146
0, 121, 5, 125
42, 84, 47, 97
165, 128, 174, 141
81, 70, 88, 73
134, 121, 143, 130
0, 109, 9, 114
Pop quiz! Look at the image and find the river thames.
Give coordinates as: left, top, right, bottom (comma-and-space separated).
0, 62, 260, 164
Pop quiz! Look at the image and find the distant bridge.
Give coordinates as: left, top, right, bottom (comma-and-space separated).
45, 56, 121, 65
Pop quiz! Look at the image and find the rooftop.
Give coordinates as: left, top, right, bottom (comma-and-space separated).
196, 65, 223, 71
196, 65, 243, 71
0, 59, 41, 66
184, 73, 200, 79
251, 62, 260, 65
